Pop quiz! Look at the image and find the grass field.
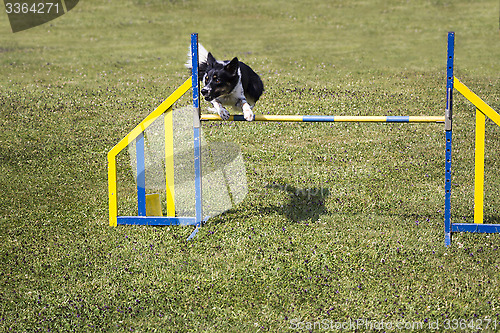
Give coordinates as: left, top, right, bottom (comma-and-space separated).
1, 0, 500, 331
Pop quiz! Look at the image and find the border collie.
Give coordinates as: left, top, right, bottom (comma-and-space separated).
187, 44, 264, 121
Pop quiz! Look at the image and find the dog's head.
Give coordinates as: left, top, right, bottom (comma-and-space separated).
201, 53, 239, 102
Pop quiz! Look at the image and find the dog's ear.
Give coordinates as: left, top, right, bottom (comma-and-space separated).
224, 57, 239, 75
207, 52, 216, 66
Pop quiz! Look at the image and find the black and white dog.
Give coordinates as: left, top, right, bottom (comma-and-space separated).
187, 44, 264, 121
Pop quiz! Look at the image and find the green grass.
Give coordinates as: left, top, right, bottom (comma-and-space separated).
1, 0, 500, 331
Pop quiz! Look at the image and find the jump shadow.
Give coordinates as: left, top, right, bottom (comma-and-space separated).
258, 182, 331, 223
483, 215, 500, 224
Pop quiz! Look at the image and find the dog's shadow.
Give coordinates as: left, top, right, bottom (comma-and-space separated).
259, 182, 331, 223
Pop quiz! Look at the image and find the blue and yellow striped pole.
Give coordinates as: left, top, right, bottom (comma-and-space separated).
201, 114, 444, 123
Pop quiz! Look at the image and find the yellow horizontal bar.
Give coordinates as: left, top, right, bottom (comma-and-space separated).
201, 114, 444, 123
108, 78, 192, 160
336, 116, 443, 122
408, 116, 445, 123
200, 114, 222, 121
200, 114, 304, 122
256, 115, 303, 122
454, 77, 500, 127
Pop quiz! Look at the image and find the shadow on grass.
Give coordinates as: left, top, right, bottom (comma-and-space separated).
205, 183, 331, 225
207, 182, 466, 227
484, 216, 500, 224
258, 183, 331, 223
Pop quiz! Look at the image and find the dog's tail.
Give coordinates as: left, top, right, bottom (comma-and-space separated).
185, 43, 209, 69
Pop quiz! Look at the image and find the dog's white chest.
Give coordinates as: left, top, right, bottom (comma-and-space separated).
216, 81, 246, 109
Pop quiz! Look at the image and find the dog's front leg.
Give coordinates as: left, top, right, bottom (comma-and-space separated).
211, 100, 230, 120
237, 99, 254, 121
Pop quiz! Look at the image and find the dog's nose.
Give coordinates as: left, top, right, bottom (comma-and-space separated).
201, 87, 209, 96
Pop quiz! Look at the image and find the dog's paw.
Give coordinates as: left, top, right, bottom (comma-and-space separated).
218, 108, 230, 120
242, 104, 254, 121
243, 110, 254, 121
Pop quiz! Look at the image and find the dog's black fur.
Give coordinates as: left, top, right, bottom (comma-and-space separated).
188, 45, 264, 121
200, 53, 263, 104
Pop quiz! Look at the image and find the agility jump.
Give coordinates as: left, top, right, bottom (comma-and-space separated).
107, 32, 500, 245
